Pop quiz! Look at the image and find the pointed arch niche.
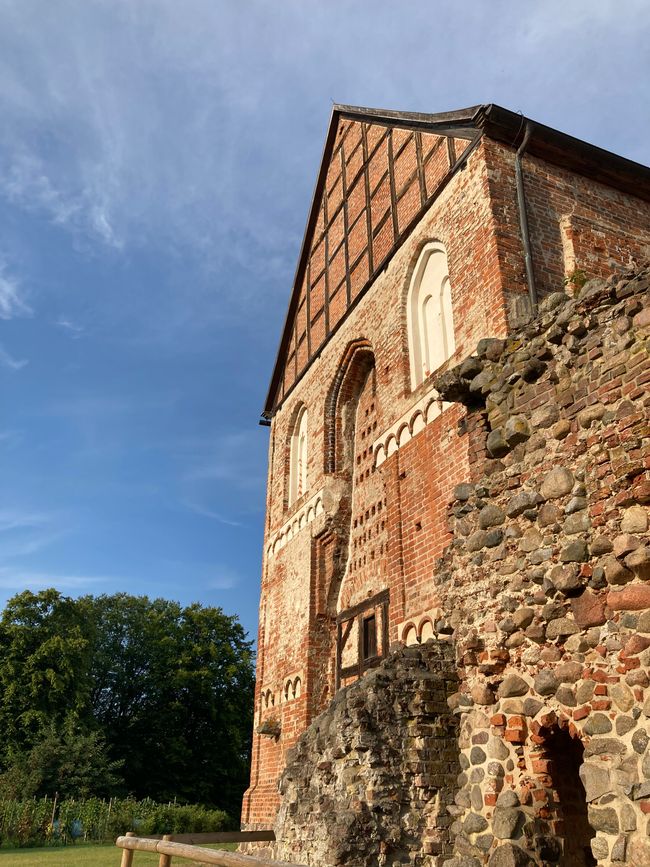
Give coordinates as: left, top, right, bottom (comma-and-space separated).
288, 405, 308, 507
406, 241, 456, 390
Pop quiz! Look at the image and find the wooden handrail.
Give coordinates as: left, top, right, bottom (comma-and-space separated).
134, 831, 275, 844
116, 832, 307, 867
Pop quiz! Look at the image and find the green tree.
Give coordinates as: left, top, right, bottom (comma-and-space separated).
0, 589, 255, 816
0, 724, 123, 800
0, 589, 93, 760
82, 593, 255, 813
167, 603, 254, 808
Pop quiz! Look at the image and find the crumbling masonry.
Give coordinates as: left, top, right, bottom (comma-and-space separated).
433, 268, 650, 866
243, 103, 650, 866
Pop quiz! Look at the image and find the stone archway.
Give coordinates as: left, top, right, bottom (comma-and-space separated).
544, 727, 596, 866
519, 718, 597, 867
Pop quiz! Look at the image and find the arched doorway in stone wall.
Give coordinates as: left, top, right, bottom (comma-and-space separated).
533, 724, 596, 866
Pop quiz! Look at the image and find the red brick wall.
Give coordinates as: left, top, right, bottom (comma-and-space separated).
242, 125, 650, 828
243, 138, 513, 827
384, 404, 469, 632
482, 137, 650, 308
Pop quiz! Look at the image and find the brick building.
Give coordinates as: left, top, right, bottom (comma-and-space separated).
241, 103, 650, 865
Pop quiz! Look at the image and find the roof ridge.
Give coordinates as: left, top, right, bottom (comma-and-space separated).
331, 103, 485, 128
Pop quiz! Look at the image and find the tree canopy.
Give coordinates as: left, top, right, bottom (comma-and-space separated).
0, 590, 255, 817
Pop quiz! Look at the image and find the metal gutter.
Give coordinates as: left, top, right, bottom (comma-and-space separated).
514, 120, 538, 313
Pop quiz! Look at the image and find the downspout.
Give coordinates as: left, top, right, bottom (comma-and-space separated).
514, 121, 538, 313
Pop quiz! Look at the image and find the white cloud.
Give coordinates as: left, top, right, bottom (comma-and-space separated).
0, 258, 31, 320
0, 508, 51, 533
0, 530, 67, 559
0, 343, 27, 370
0, 567, 105, 591
157, 558, 242, 592
0, 0, 646, 338
41, 394, 147, 418
0, 1, 300, 286
181, 499, 242, 528
0, 508, 67, 558
207, 573, 238, 591
55, 316, 85, 338
182, 430, 265, 492
204, 563, 242, 591
0, 258, 30, 370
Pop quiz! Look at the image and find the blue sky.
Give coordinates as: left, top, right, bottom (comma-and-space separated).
0, 0, 648, 641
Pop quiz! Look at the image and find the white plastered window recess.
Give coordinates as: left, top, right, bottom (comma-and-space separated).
407, 241, 456, 390
288, 406, 308, 507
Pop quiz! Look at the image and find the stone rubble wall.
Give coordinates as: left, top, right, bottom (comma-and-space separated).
433, 265, 650, 867
266, 264, 649, 867
274, 642, 459, 867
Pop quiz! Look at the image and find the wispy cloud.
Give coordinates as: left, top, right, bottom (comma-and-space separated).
207, 571, 239, 591
55, 315, 85, 338
183, 431, 265, 491
0, 257, 30, 370
40, 394, 156, 419
0, 530, 68, 559
0, 508, 51, 533
0, 343, 27, 370
173, 430, 266, 528
0, 430, 21, 447
0, 508, 68, 559
0, 2, 297, 288
0, 0, 646, 342
0, 258, 31, 320
181, 499, 242, 528
158, 559, 242, 593
0, 567, 106, 592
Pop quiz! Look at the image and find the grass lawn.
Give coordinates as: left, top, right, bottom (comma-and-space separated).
0, 842, 238, 865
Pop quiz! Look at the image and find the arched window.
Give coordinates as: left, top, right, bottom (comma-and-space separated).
407, 241, 456, 389
288, 406, 308, 506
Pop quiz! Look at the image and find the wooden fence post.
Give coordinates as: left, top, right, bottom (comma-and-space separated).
120, 830, 136, 867
158, 834, 173, 866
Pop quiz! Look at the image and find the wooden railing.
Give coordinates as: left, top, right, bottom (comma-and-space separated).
116, 830, 306, 867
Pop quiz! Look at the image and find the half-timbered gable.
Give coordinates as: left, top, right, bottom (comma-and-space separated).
266, 106, 482, 416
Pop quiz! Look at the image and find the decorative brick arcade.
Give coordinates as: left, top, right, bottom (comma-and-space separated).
242, 102, 650, 866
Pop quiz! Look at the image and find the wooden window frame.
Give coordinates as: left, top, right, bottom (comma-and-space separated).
335, 589, 389, 690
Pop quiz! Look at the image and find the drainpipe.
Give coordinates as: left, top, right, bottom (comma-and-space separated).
514, 120, 538, 313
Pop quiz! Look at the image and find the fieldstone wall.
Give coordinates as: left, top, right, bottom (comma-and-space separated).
434, 265, 650, 867
274, 642, 459, 866
263, 265, 649, 867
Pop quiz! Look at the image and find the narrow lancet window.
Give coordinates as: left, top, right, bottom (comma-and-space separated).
407, 241, 456, 389
288, 406, 308, 506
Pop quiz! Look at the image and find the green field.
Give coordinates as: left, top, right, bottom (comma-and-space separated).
0, 842, 238, 865
0, 846, 140, 866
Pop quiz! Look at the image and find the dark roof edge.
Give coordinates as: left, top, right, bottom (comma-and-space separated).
475, 103, 650, 203
333, 102, 483, 133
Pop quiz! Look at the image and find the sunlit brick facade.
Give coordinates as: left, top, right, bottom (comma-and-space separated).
241, 103, 650, 830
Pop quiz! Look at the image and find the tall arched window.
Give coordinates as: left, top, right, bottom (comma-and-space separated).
288, 406, 308, 506
406, 241, 456, 389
